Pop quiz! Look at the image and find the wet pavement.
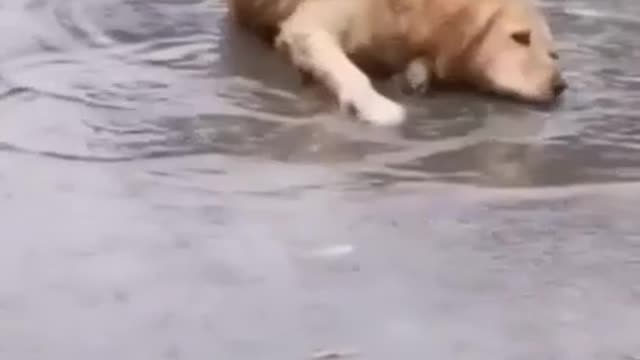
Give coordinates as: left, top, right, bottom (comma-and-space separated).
0, 0, 639, 359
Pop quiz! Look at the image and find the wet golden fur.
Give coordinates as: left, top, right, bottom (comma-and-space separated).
226, 0, 566, 125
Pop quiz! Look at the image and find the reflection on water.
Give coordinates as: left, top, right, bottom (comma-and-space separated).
0, 1, 640, 359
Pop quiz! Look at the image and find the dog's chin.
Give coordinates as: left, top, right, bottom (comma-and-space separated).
426, 79, 565, 108
490, 87, 563, 108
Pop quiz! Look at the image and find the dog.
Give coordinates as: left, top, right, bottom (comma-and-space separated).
226, 0, 567, 126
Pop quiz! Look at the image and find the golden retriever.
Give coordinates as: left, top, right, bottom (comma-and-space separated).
226, 0, 567, 126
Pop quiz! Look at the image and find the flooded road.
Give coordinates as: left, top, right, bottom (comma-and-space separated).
1, 0, 640, 359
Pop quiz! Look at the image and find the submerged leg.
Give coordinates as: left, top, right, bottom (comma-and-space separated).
399, 58, 432, 95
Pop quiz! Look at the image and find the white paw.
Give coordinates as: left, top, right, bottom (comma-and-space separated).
355, 94, 406, 126
340, 87, 406, 126
401, 58, 431, 95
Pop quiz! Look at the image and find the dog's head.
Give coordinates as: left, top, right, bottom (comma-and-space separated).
425, 0, 566, 103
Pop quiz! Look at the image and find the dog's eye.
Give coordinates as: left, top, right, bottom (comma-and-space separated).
549, 51, 559, 60
511, 30, 531, 46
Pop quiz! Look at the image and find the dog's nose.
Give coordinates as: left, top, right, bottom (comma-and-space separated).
552, 76, 567, 96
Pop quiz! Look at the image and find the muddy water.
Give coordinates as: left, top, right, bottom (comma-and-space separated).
1, 0, 639, 359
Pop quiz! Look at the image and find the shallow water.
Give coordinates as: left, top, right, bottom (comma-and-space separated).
1, 0, 639, 359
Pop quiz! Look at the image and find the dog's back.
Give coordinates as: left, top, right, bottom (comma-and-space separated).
227, 0, 303, 42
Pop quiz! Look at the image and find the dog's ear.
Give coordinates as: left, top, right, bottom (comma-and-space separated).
428, 5, 502, 82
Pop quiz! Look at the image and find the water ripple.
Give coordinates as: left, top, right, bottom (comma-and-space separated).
0, 0, 639, 188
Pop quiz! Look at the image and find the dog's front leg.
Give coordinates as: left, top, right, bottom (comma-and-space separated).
276, 24, 406, 126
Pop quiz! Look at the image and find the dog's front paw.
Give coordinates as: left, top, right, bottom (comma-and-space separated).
401, 58, 432, 95
341, 91, 406, 126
